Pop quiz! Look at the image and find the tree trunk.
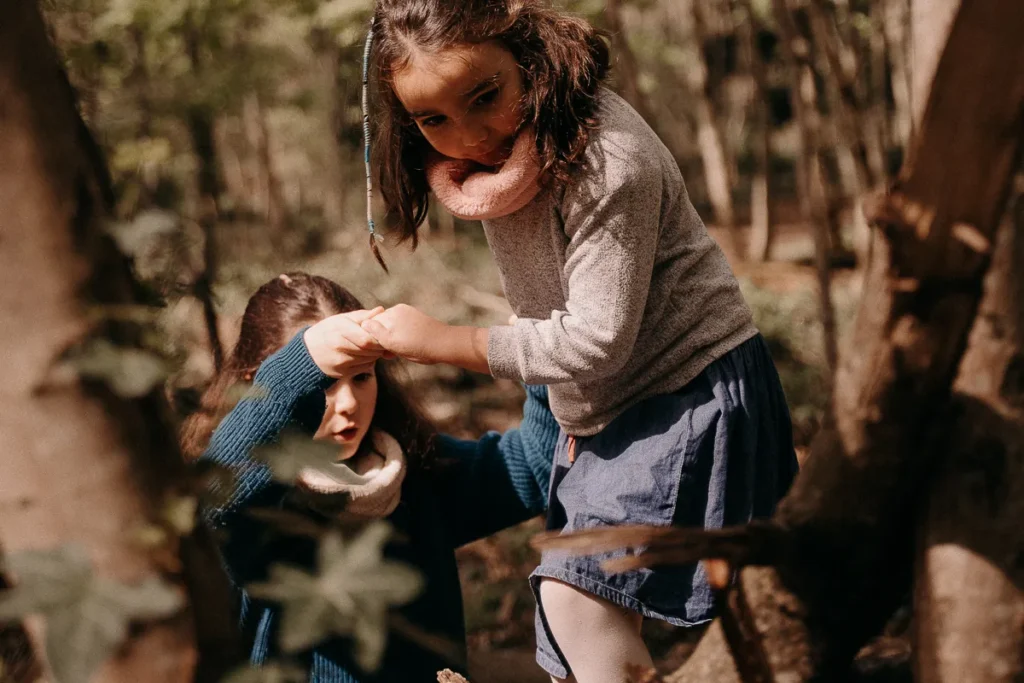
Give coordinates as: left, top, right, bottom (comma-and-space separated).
605, 0, 657, 126
909, 1, 1024, 678
310, 29, 348, 231
883, 0, 914, 149
736, 0, 775, 263
914, 180, 1024, 683
806, 0, 875, 267
908, 0, 960, 128
243, 93, 288, 234
684, 0, 737, 233
184, 11, 224, 373
664, 0, 1024, 679
773, 0, 840, 385
0, 2, 241, 682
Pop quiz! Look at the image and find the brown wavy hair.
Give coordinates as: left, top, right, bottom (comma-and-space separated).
371, 0, 610, 246
179, 273, 435, 466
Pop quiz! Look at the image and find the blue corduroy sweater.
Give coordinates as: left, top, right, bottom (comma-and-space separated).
201, 332, 558, 682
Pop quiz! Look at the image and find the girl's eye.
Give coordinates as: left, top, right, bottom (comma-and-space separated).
354, 372, 375, 383
421, 115, 447, 128
474, 88, 499, 107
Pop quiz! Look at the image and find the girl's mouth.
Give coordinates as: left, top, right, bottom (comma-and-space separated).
335, 426, 359, 443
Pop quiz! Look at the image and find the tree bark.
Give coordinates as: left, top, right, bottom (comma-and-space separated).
909, 1, 1024, 679
0, 1, 241, 680
914, 180, 1024, 683
663, 0, 1024, 679
908, 0, 960, 128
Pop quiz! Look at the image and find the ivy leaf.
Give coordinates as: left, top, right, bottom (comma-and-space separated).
0, 545, 182, 683
247, 522, 423, 672
221, 662, 308, 683
253, 432, 366, 487
63, 338, 169, 398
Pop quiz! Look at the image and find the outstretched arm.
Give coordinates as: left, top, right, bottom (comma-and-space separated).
432, 384, 559, 549
362, 163, 663, 384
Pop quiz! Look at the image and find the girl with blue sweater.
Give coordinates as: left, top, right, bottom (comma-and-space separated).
181, 272, 559, 682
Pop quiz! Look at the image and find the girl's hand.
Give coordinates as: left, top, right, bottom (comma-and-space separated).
304, 308, 390, 378
360, 304, 447, 365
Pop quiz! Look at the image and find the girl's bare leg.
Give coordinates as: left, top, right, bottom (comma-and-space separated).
539, 577, 654, 683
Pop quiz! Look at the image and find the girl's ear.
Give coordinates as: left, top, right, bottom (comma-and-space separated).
243, 372, 253, 382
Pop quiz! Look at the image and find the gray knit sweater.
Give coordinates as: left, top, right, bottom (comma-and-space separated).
485, 90, 758, 436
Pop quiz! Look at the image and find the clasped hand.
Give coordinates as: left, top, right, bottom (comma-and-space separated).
303, 304, 448, 376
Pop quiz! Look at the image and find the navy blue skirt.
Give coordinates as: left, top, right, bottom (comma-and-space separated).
531, 333, 798, 678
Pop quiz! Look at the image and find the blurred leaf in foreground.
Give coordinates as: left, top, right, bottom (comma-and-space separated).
247, 522, 423, 672
253, 431, 364, 486
62, 338, 169, 398
0, 545, 182, 683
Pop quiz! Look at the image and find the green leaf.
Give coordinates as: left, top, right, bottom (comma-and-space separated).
64, 338, 169, 398
253, 432, 366, 487
247, 523, 423, 672
0, 545, 182, 683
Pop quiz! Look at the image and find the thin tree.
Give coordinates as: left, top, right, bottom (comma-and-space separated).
736, 0, 775, 263
183, 6, 225, 372
772, 0, 840, 386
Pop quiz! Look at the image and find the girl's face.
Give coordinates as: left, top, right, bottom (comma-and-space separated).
392, 41, 525, 167
313, 367, 379, 461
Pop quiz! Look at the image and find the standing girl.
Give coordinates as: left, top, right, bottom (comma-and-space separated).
184, 272, 559, 682
358, 2, 799, 681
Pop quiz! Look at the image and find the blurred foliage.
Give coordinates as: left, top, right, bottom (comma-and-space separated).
248, 523, 423, 672
0, 545, 181, 683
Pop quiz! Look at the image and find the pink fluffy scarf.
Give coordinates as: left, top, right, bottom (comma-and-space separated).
425, 128, 543, 220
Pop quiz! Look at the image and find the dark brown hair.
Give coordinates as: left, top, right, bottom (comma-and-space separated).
372, 0, 610, 245
180, 272, 435, 465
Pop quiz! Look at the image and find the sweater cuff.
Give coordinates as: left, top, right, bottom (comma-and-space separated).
254, 327, 334, 397
487, 324, 521, 380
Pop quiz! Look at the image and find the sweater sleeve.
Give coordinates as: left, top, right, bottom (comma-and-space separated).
486, 158, 663, 384
432, 384, 558, 549
200, 329, 334, 583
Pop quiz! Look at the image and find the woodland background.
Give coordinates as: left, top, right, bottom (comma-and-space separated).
0, 0, 1021, 681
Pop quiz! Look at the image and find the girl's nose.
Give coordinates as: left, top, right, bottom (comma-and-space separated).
333, 383, 358, 415
460, 123, 488, 149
